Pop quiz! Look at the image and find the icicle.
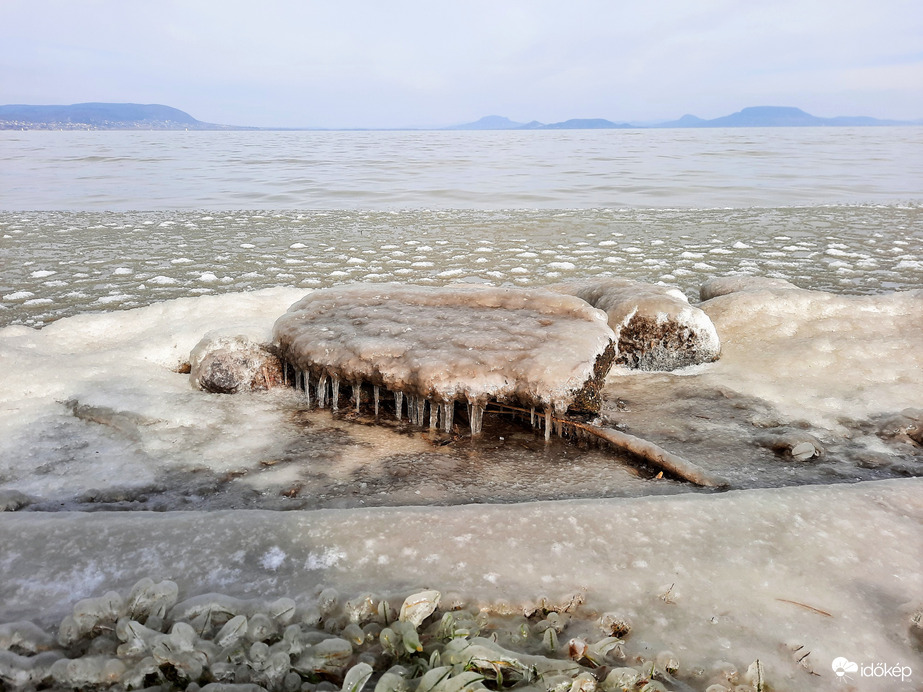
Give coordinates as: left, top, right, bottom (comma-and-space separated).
394, 391, 403, 420
429, 400, 439, 430
553, 404, 563, 437
544, 408, 552, 442
331, 375, 340, 411
416, 398, 426, 427
283, 363, 288, 387
530, 407, 535, 427
373, 386, 380, 417
317, 372, 328, 408
304, 371, 311, 407
442, 400, 455, 433
470, 403, 484, 436
353, 383, 361, 413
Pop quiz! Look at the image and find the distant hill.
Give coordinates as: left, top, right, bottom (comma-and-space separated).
3, 102, 917, 131
653, 106, 908, 128
450, 116, 633, 130
452, 106, 916, 130
541, 118, 632, 129
0, 103, 243, 130
446, 115, 527, 130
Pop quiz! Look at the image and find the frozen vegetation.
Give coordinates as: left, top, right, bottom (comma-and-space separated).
549, 280, 720, 370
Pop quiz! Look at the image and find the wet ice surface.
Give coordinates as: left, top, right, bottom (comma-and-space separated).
275, 284, 615, 419
1, 205, 922, 328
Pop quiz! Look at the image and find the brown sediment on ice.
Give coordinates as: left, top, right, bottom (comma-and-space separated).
272, 284, 617, 431
549, 278, 721, 370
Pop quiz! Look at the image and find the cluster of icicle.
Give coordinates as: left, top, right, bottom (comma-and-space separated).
282, 363, 573, 442
0, 581, 767, 692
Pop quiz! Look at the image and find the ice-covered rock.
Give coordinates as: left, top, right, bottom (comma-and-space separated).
756, 431, 825, 462
550, 279, 720, 370
189, 329, 283, 394
699, 275, 798, 301
273, 284, 617, 421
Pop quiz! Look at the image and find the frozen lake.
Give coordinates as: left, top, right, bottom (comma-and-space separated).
0, 128, 921, 690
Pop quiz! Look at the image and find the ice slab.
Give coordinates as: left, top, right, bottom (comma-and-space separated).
273, 284, 617, 414
551, 279, 720, 370
0, 479, 919, 691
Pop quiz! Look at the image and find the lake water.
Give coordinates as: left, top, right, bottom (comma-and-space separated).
1, 127, 922, 210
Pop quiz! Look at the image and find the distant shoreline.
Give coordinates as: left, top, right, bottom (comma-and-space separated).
1, 102, 920, 131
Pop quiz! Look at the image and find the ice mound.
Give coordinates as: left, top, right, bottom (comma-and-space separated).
550, 279, 721, 370
189, 329, 283, 394
273, 284, 617, 431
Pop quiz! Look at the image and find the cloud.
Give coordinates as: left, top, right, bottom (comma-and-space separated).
1, 0, 921, 126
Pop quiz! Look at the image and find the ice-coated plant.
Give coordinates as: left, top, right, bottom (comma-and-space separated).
0, 582, 767, 692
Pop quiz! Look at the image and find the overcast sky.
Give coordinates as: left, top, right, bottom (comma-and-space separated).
1, 0, 921, 128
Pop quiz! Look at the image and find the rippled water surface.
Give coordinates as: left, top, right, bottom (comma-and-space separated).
1, 127, 921, 210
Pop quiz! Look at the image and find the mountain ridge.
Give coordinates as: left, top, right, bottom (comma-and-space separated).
0, 103, 919, 131
451, 106, 918, 130
0, 103, 249, 130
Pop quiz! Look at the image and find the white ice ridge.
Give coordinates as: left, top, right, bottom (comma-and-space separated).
699, 278, 923, 431
273, 284, 616, 425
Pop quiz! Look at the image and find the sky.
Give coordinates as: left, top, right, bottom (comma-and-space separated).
1, 0, 921, 129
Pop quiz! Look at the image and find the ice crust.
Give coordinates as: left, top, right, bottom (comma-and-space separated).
0, 284, 920, 506
273, 284, 616, 412
0, 283, 921, 690
550, 279, 721, 370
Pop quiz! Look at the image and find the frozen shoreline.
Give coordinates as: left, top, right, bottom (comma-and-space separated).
2, 478, 921, 690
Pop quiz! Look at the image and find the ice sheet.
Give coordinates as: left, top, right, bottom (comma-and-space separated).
0, 479, 920, 691
0, 287, 306, 501
1, 284, 920, 509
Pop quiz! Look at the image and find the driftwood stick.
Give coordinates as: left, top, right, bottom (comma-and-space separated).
568, 420, 726, 488
487, 402, 725, 488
